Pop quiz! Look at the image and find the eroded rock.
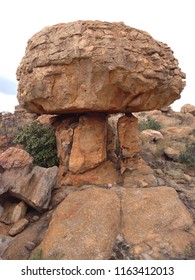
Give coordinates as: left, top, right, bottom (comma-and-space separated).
17, 21, 185, 114
9, 166, 58, 212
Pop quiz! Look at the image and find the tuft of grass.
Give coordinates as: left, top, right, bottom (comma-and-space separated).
138, 117, 162, 131
179, 142, 195, 168
29, 249, 42, 260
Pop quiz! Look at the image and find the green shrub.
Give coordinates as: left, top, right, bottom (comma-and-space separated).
14, 121, 58, 168
179, 142, 195, 168
138, 116, 162, 131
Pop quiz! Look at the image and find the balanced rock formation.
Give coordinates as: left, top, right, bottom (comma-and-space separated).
17, 21, 185, 114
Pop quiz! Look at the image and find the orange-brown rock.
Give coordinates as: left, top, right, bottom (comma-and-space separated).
121, 186, 193, 245
17, 21, 185, 114
41, 188, 120, 260
69, 114, 107, 173
0, 147, 33, 170
60, 160, 121, 187
117, 114, 142, 174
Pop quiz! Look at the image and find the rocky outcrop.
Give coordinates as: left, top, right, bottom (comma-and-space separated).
17, 21, 185, 114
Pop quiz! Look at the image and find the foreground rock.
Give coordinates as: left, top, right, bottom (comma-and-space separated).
2, 212, 52, 260
39, 186, 194, 260
41, 188, 120, 260
121, 187, 193, 245
0, 148, 58, 211
17, 21, 185, 114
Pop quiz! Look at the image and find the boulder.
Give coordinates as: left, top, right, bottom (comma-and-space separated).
9, 166, 58, 212
139, 129, 164, 143
17, 21, 185, 114
0, 147, 58, 211
164, 147, 180, 161
0, 147, 33, 170
9, 218, 29, 236
41, 188, 120, 260
181, 104, 195, 116
10, 201, 27, 223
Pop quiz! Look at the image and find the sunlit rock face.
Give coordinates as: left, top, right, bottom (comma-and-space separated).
17, 21, 185, 114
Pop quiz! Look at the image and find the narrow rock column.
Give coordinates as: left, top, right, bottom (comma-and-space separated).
117, 113, 142, 174
69, 113, 107, 173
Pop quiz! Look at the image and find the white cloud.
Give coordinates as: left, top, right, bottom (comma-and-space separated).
0, 92, 18, 113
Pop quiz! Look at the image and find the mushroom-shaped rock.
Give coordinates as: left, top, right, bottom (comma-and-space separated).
17, 21, 185, 114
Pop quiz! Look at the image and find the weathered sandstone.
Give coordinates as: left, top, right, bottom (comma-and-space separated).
17, 21, 185, 114
41, 188, 120, 260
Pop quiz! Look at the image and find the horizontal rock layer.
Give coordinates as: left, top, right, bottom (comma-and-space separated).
17, 21, 185, 114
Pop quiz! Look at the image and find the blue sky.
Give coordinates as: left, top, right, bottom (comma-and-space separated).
0, 0, 195, 112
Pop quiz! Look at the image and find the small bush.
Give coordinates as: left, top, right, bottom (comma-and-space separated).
138, 117, 162, 131
14, 121, 58, 168
179, 142, 195, 168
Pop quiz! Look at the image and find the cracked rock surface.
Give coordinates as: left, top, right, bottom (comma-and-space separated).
17, 20, 185, 114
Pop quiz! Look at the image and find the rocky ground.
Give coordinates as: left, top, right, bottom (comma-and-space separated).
0, 104, 194, 260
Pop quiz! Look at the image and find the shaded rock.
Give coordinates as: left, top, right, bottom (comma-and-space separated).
17, 21, 185, 114
41, 188, 120, 260
2, 212, 52, 260
9, 218, 29, 236
0, 202, 18, 224
164, 147, 180, 161
0, 147, 33, 170
140, 129, 164, 143
37, 114, 57, 125
11, 201, 27, 223
0, 204, 3, 218
0, 235, 13, 259
55, 116, 78, 178
69, 114, 107, 173
9, 166, 58, 212
121, 186, 193, 245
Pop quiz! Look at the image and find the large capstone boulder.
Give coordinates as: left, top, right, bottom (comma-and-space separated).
17, 21, 185, 114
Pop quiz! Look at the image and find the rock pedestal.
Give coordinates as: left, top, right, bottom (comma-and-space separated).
55, 112, 155, 187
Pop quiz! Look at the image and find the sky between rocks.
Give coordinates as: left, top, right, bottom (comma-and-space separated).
0, 0, 194, 112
